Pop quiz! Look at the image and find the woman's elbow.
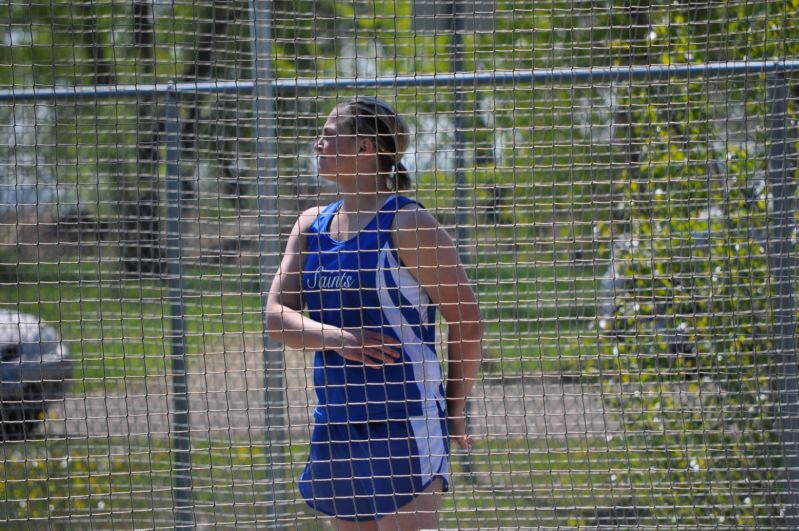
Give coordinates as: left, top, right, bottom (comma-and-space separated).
265, 305, 286, 344
454, 317, 485, 347
468, 318, 485, 342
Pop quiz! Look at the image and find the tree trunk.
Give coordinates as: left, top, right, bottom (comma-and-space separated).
121, 0, 164, 276
176, 2, 239, 203
80, 1, 115, 85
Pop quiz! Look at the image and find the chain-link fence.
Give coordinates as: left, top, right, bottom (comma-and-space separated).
0, 1, 798, 528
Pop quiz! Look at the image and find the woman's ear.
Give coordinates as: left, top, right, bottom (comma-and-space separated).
357, 137, 377, 154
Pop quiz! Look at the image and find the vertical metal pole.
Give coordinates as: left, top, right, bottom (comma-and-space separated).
450, 1, 468, 256
250, 1, 285, 526
449, 0, 474, 479
164, 88, 194, 529
767, 74, 799, 525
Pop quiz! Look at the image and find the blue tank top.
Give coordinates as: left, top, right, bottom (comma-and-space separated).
302, 194, 445, 422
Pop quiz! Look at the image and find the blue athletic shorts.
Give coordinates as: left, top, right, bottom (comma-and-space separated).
299, 409, 450, 521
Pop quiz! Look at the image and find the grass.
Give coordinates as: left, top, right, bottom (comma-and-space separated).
0, 258, 606, 393
470, 262, 604, 378
0, 258, 634, 527
0, 435, 644, 528
7, 431, 754, 528
0, 261, 263, 393
0, 436, 272, 528
0, 430, 778, 528
444, 436, 648, 528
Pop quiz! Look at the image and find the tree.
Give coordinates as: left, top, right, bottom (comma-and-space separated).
119, 0, 164, 276
592, 1, 797, 524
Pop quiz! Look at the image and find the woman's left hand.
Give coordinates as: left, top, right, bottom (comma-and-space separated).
448, 414, 472, 450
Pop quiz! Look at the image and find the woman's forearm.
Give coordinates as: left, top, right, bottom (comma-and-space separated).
266, 304, 346, 352
445, 320, 484, 417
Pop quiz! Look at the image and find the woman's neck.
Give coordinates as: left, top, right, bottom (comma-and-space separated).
327, 189, 393, 241
338, 181, 393, 213
339, 193, 393, 214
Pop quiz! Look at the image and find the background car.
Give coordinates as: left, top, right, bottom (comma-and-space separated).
0, 309, 71, 440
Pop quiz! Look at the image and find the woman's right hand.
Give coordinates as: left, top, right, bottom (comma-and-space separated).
333, 328, 403, 369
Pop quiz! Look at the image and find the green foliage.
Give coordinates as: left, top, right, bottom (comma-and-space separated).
596, 195, 780, 522
590, 1, 798, 524
0, 437, 270, 526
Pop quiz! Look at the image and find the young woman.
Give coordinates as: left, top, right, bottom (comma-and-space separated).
266, 97, 483, 530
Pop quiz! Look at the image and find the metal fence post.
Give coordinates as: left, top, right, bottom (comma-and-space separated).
448, 0, 476, 480
767, 73, 799, 525
450, 1, 468, 255
250, 0, 285, 527
164, 87, 194, 529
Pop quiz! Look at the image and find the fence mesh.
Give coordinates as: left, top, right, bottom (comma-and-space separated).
0, 0, 798, 528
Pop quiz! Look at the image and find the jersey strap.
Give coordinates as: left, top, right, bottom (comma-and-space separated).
375, 194, 422, 234
306, 200, 343, 243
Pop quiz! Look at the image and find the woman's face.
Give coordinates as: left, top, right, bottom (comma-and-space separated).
315, 109, 359, 180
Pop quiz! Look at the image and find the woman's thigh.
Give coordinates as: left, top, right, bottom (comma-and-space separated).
330, 518, 378, 531
330, 478, 443, 531
376, 477, 444, 531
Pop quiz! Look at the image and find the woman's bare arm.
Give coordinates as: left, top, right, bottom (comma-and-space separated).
266, 207, 401, 367
266, 207, 335, 350
394, 206, 484, 448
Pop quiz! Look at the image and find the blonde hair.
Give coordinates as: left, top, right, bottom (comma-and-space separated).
335, 97, 411, 191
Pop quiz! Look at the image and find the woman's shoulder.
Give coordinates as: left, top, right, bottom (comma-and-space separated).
295, 201, 338, 233
391, 198, 457, 265
297, 205, 323, 229
392, 197, 438, 231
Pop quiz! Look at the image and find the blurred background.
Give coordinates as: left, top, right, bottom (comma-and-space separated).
0, 0, 797, 527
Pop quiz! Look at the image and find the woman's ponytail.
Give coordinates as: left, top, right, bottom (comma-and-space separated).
394, 160, 410, 191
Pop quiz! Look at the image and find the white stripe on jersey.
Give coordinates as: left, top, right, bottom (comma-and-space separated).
376, 242, 443, 409
410, 412, 449, 486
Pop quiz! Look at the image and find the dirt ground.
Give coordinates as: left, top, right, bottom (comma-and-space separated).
3, 208, 617, 443
43, 342, 616, 442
